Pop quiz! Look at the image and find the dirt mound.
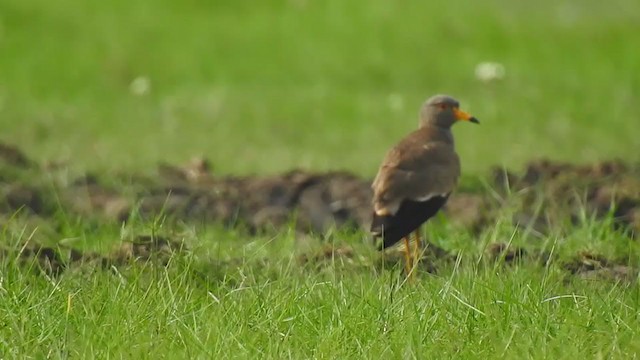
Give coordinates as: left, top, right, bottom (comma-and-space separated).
486, 242, 529, 263
487, 158, 640, 237
562, 251, 636, 282
109, 235, 187, 266
297, 244, 356, 266
2, 141, 640, 281
2, 141, 640, 240
0, 235, 188, 277
145, 166, 372, 235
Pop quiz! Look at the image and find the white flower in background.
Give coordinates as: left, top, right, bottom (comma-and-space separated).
129, 76, 151, 96
474, 62, 506, 82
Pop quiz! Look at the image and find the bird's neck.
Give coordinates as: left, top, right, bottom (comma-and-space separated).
419, 124, 455, 146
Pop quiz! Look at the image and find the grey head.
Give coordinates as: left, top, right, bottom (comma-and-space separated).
419, 94, 480, 129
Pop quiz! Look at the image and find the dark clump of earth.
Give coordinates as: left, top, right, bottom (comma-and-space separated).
0, 235, 188, 277
1, 141, 639, 281
297, 244, 356, 267
486, 242, 528, 263
562, 251, 636, 282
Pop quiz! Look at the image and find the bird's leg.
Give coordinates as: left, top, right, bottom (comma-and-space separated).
412, 228, 422, 272
403, 237, 413, 277
413, 228, 422, 268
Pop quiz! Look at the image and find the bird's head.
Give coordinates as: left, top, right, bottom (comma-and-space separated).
419, 94, 479, 129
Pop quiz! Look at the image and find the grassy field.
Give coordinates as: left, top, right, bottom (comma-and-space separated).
1, 0, 640, 358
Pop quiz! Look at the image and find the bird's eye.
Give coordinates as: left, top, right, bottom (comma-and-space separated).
438, 104, 447, 110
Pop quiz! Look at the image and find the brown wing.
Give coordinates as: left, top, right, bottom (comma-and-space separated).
372, 130, 460, 215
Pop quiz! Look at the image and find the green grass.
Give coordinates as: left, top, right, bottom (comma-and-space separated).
1, 0, 639, 175
1, 0, 640, 358
1, 220, 639, 358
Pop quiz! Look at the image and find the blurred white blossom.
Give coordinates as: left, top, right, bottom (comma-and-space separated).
474, 62, 505, 82
129, 76, 151, 96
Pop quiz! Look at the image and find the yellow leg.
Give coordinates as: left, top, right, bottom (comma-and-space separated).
413, 228, 422, 261
403, 237, 413, 277
413, 228, 422, 277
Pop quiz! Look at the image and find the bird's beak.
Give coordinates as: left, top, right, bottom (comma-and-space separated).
454, 108, 480, 124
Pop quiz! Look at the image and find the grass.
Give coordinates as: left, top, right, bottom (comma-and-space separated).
1, 0, 639, 175
1, 222, 639, 358
1, 0, 640, 358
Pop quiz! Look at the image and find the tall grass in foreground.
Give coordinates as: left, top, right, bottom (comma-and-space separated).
1, 215, 639, 358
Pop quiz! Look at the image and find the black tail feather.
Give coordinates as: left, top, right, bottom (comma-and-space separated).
371, 195, 449, 250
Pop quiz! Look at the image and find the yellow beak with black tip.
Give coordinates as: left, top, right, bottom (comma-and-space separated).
454, 108, 480, 124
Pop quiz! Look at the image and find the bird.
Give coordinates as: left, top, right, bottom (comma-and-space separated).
370, 94, 479, 277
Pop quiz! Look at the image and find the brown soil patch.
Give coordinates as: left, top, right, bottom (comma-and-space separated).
297, 244, 356, 266
2, 141, 640, 238
486, 242, 528, 263
0, 234, 188, 277
562, 251, 636, 282
109, 235, 187, 266
1, 141, 640, 281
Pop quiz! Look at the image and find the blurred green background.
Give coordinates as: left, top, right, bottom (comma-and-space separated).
1, 0, 638, 176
